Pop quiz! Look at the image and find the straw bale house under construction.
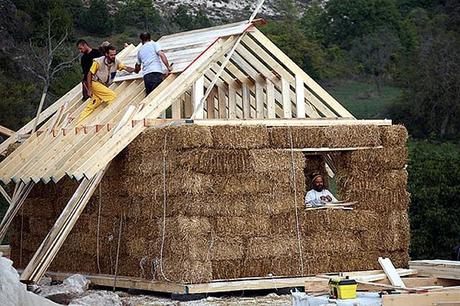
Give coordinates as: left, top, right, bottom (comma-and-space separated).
0, 20, 410, 288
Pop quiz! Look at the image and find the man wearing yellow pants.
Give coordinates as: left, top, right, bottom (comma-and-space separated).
78, 45, 135, 123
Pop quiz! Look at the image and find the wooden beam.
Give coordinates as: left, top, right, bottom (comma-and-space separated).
192, 76, 205, 119
0, 182, 34, 243
206, 87, 216, 119
217, 85, 227, 119
382, 290, 460, 306
379, 257, 406, 288
266, 79, 276, 118
142, 118, 391, 127
0, 125, 14, 137
295, 75, 306, 118
250, 29, 354, 118
255, 77, 265, 118
410, 260, 460, 280
242, 81, 251, 118
228, 81, 237, 119
281, 77, 291, 118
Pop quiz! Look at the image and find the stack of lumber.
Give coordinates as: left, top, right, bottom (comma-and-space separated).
9, 124, 410, 283
410, 260, 460, 280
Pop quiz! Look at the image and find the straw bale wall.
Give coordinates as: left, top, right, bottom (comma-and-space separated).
9, 124, 410, 283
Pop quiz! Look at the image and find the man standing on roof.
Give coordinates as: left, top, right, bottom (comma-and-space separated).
305, 174, 338, 207
134, 32, 172, 95
77, 45, 135, 123
76, 39, 101, 101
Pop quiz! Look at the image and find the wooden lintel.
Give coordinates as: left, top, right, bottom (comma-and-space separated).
172, 118, 392, 126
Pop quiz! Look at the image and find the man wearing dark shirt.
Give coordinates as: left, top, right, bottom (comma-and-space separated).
76, 39, 101, 100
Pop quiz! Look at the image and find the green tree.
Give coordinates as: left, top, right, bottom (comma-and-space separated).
80, 0, 112, 35
115, 0, 161, 32
408, 140, 460, 259
322, 0, 402, 48
350, 27, 401, 95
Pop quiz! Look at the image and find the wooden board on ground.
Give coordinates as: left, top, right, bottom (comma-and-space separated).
46, 272, 314, 295
410, 260, 460, 281
379, 257, 406, 288
382, 290, 460, 306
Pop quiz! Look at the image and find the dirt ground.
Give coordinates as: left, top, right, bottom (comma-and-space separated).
120, 291, 291, 306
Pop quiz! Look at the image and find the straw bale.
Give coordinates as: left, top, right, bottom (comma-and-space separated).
336, 170, 408, 192
339, 188, 410, 212
302, 252, 331, 275
269, 212, 303, 236
211, 173, 273, 195
123, 150, 179, 175
251, 193, 303, 216
165, 125, 213, 150
241, 258, 273, 278
249, 149, 304, 173
163, 236, 210, 262
325, 125, 382, 148
28, 182, 59, 199
125, 171, 213, 197
126, 237, 148, 256
268, 170, 306, 195
301, 233, 332, 253
271, 256, 305, 277
325, 230, 365, 254
269, 126, 326, 148
360, 210, 410, 252
211, 260, 243, 280
160, 258, 212, 283
213, 216, 270, 237
166, 216, 212, 240
21, 198, 57, 218
129, 128, 168, 152
210, 237, 245, 261
211, 125, 270, 149
307, 210, 382, 232
337, 147, 408, 173
380, 125, 408, 147
28, 217, 53, 236
247, 236, 299, 259
185, 194, 249, 217
177, 149, 251, 174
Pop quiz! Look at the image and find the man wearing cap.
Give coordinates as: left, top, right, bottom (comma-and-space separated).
135, 32, 172, 95
305, 174, 338, 207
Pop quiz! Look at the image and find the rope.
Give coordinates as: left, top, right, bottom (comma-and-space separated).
158, 132, 172, 282
96, 183, 102, 274
113, 213, 124, 291
19, 207, 24, 267
288, 127, 305, 275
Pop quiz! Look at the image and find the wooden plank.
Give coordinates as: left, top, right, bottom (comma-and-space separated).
186, 276, 314, 294
255, 77, 265, 118
217, 85, 227, 119
250, 29, 354, 118
0, 125, 14, 137
241, 35, 324, 118
266, 79, 276, 118
242, 81, 251, 118
382, 290, 460, 306
295, 74, 306, 118
182, 119, 392, 126
281, 77, 291, 118
184, 92, 193, 118
379, 257, 406, 288
45, 271, 186, 294
192, 76, 205, 119
0, 182, 34, 243
228, 82, 237, 119
206, 87, 216, 119
171, 99, 181, 119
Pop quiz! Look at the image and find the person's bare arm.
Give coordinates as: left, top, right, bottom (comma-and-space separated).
134, 63, 141, 73
86, 72, 93, 97
159, 51, 171, 72
123, 66, 136, 73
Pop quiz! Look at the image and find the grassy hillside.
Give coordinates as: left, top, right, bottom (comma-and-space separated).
326, 80, 402, 119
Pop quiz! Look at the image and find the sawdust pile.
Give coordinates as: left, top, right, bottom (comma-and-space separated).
10, 124, 410, 283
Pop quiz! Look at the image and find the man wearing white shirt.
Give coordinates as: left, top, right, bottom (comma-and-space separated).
135, 32, 172, 95
305, 174, 338, 207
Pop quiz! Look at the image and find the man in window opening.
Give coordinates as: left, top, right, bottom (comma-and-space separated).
305, 174, 338, 207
